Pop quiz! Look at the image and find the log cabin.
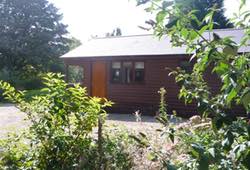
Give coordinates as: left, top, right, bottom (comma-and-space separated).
61, 29, 249, 116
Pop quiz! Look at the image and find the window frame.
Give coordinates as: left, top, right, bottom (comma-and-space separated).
110, 60, 145, 84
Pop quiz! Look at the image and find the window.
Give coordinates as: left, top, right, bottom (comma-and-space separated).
111, 62, 122, 83
68, 65, 84, 84
134, 62, 144, 82
111, 61, 145, 84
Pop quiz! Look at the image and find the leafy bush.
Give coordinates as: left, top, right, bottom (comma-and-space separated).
0, 73, 119, 169
23, 89, 45, 101
83, 127, 134, 169
175, 118, 250, 169
135, 0, 250, 169
102, 127, 134, 169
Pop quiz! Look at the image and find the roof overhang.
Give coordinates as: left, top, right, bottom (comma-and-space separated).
61, 29, 250, 59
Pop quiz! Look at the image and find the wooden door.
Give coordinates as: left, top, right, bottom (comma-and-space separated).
92, 61, 107, 97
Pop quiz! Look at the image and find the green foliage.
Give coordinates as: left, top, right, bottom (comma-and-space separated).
158, 87, 167, 116
136, 0, 250, 169
67, 36, 82, 50
101, 127, 134, 169
0, 0, 69, 73
168, 0, 233, 29
0, 69, 44, 92
139, 0, 233, 30
0, 0, 82, 89
174, 118, 250, 169
0, 128, 134, 170
0, 73, 117, 169
23, 89, 45, 101
0, 133, 36, 170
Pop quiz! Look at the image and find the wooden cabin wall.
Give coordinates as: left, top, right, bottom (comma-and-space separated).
64, 56, 245, 117
106, 56, 197, 116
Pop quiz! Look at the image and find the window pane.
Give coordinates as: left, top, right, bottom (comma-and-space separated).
111, 62, 122, 83
112, 62, 121, 69
135, 62, 144, 69
68, 65, 84, 84
135, 70, 144, 82
111, 69, 121, 82
135, 62, 144, 82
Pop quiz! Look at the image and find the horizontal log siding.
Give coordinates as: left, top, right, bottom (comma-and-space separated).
63, 55, 245, 116
106, 57, 198, 116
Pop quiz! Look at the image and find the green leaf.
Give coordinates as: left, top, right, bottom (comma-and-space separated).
242, 88, 250, 110
139, 132, 147, 138
191, 143, 205, 157
222, 131, 234, 151
213, 62, 229, 75
146, 152, 157, 161
181, 28, 188, 38
199, 25, 209, 35
240, 0, 246, 10
226, 88, 237, 104
208, 148, 216, 158
212, 117, 223, 130
189, 30, 199, 40
156, 11, 167, 24
198, 155, 209, 170
213, 33, 221, 41
223, 46, 238, 56
169, 128, 175, 143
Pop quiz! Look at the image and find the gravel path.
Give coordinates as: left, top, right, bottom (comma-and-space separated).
0, 104, 160, 137
0, 104, 29, 137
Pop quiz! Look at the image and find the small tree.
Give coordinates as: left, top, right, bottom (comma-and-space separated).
136, 0, 250, 169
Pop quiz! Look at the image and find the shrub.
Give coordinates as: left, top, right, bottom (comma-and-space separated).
135, 1, 250, 169
0, 73, 115, 169
82, 127, 134, 169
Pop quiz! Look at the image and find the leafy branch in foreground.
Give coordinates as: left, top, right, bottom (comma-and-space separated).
135, 0, 250, 169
